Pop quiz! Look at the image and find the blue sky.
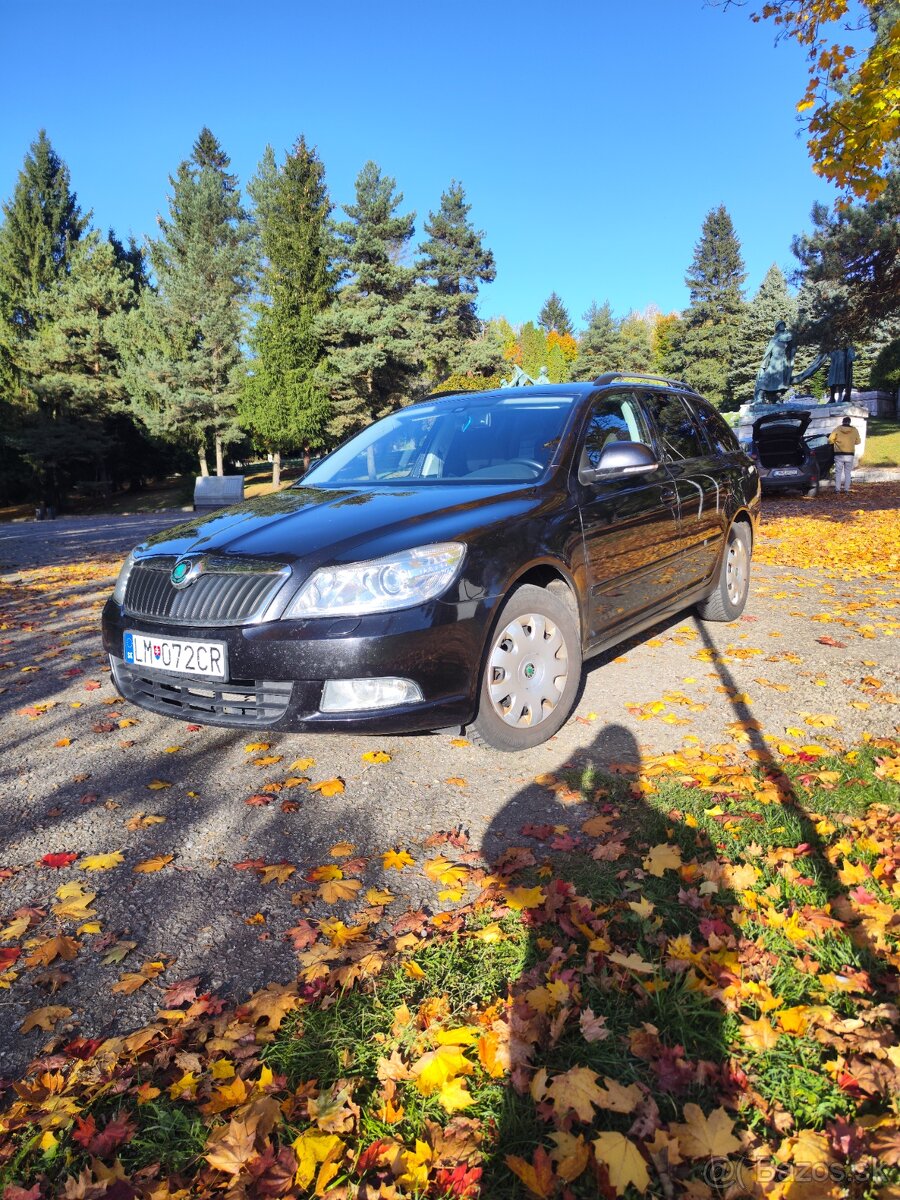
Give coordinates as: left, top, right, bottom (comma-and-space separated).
1, 0, 841, 330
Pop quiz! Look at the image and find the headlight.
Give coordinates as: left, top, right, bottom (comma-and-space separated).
112, 551, 136, 604
283, 542, 466, 619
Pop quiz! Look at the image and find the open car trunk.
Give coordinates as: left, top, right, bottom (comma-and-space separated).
753, 412, 811, 468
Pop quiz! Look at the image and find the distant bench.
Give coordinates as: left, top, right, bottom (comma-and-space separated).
193, 475, 244, 511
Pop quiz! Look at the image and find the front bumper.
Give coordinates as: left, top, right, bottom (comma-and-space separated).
102, 596, 490, 733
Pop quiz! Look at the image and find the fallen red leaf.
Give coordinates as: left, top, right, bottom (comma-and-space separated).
41, 852, 78, 869
245, 794, 273, 806
87, 1111, 137, 1156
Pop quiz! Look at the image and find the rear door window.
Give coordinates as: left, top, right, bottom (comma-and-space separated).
642, 392, 707, 461
689, 401, 740, 455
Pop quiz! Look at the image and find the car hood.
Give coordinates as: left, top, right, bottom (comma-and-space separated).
752, 411, 811, 440
136, 483, 544, 571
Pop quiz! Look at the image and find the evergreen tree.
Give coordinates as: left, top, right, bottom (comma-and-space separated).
318, 162, 421, 439
242, 138, 335, 485
538, 292, 573, 336
728, 264, 798, 407
676, 205, 747, 406
792, 164, 900, 345
518, 321, 549, 378
16, 234, 138, 506
571, 301, 619, 380
127, 128, 254, 475
614, 311, 654, 373
0, 130, 88, 408
417, 180, 495, 385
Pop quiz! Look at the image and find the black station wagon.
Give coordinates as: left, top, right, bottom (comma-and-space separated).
102, 375, 761, 750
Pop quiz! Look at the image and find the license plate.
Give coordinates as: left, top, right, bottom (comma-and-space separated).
124, 631, 227, 678
771, 468, 800, 477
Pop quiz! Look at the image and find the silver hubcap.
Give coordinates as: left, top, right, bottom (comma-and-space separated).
487, 612, 569, 727
726, 536, 749, 606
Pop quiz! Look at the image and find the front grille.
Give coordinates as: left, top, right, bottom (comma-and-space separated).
124, 556, 288, 626
111, 656, 294, 727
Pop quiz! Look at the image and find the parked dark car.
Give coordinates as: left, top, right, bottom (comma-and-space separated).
745, 410, 834, 496
102, 375, 761, 750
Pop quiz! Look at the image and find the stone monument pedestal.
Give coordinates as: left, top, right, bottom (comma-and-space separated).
736, 396, 869, 463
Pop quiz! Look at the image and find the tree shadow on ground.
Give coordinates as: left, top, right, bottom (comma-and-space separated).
474, 696, 899, 1196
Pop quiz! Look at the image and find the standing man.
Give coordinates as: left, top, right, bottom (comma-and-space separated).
828, 416, 862, 494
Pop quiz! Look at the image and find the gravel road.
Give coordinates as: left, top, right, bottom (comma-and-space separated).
0, 504, 897, 1079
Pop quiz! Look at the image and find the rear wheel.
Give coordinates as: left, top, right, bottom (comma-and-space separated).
470, 584, 581, 751
696, 522, 752, 623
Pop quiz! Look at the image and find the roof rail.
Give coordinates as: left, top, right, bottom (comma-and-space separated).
593, 371, 698, 393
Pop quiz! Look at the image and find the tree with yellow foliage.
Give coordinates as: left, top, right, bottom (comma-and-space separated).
748, 0, 899, 201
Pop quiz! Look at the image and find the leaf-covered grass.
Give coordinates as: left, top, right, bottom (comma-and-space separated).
1, 736, 898, 1198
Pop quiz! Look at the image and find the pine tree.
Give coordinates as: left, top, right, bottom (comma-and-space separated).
728, 265, 798, 408
538, 292, 573, 336
417, 181, 495, 386
571, 301, 619, 380
127, 128, 254, 475
318, 162, 421, 439
0, 131, 88, 407
792, 164, 900, 345
16, 234, 138, 506
518, 322, 549, 378
242, 138, 335, 485
676, 205, 747, 406
614, 311, 654, 373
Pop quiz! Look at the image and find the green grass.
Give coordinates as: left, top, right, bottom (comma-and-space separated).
3, 738, 898, 1200
748, 1037, 854, 1129
861, 417, 900, 466
121, 1098, 207, 1175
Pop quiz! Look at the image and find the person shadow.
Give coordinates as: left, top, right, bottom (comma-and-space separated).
474, 708, 897, 1197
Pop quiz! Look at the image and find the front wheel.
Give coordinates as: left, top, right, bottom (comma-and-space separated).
470, 584, 582, 751
696, 522, 752, 623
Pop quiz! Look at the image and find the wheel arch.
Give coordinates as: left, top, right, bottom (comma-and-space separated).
730, 506, 756, 550
501, 559, 584, 640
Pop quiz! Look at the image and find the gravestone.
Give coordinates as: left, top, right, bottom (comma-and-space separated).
194, 475, 244, 511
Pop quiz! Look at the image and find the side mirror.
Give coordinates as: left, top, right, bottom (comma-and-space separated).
581, 441, 659, 483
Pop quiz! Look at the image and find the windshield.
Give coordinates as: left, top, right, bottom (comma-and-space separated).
303, 395, 578, 486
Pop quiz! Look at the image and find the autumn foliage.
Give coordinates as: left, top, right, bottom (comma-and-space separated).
752, 0, 900, 201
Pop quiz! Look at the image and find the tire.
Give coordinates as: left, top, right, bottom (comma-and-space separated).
696, 521, 752, 623
469, 584, 581, 751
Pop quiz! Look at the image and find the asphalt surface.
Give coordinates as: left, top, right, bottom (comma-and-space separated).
0, 505, 897, 1079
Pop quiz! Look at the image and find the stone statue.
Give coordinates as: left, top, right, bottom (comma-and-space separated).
501, 362, 535, 386
536, 367, 550, 385
754, 321, 796, 404
827, 345, 856, 403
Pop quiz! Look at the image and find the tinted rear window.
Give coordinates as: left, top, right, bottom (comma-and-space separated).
690, 401, 741, 454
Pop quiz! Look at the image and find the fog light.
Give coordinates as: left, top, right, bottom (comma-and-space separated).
320, 677, 424, 712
